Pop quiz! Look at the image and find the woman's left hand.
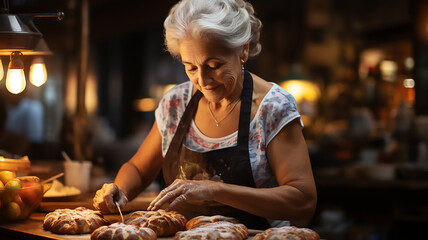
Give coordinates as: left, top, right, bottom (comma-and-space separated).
147, 179, 220, 211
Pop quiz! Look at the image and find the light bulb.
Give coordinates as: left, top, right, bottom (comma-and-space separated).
6, 69, 26, 94
0, 59, 4, 80
6, 52, 26, 94
29, 57, 47, 87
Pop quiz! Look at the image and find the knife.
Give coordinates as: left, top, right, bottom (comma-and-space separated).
115, 201, 124, 223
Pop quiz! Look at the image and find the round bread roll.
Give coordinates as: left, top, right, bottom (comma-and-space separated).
186, 215, 240, 230
124, 209, 187, 236
175, 221, 249, 240
91, 223, 157, 240
252, 226, 320, 240
43, 207, 109, 234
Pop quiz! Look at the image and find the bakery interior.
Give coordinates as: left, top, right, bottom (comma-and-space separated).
0, 0, 427, 239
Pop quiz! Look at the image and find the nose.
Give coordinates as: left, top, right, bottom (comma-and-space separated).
197, 69, 213, 87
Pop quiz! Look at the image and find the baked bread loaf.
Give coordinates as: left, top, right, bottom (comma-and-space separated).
186, 215, 240, 230
175, 221, 249, 240
43, 207, 109, 234
253, 226, 320, 240
91, 223, 157, 240
124, 209, 187, 236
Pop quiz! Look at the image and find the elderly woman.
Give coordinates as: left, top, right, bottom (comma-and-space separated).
93, 0, 316, 229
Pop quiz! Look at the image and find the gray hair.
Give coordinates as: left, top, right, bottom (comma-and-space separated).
164, 0, 262, 58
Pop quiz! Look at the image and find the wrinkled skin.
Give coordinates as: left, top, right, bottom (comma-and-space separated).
148, 179, 220, 211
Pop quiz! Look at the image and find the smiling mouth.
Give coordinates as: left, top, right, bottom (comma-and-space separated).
203, 85, 219, 91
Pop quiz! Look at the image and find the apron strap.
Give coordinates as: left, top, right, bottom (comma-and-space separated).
237, 71, 253, 154
164, 90, 203, 159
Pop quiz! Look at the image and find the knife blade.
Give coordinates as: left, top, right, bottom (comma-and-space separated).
115, 201, 124, 223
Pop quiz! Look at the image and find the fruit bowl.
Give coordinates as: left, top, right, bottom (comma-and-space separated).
0, 174, 49, 222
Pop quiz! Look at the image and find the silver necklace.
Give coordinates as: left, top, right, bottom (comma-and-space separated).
208, 97, 241, 127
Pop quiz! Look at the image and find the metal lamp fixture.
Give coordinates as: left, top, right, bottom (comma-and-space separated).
0, 0, 64, 93
0, 13, 42, 52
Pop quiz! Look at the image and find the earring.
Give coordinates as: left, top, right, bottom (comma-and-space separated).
241, 59, 245, 76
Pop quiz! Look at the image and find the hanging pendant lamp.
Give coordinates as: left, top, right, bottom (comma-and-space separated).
0, 1, 63, 92
0, 11, 64, 54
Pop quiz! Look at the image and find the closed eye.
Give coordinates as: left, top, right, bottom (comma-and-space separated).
208, 64, 221, 70
186, 67, 197, 72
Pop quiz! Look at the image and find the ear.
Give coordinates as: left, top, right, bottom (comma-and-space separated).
240, 42, 250, 62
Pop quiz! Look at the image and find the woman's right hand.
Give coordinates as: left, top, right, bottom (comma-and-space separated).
93, 183, 128, 213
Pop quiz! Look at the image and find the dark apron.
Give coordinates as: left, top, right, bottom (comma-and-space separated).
162, 71, 271, 230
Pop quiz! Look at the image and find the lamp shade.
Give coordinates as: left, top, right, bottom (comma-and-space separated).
0, 13, 42, 52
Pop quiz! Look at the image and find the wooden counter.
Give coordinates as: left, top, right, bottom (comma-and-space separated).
38, 192, 158, 213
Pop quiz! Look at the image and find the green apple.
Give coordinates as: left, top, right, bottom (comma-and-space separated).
0, 171, 16, 185
2, 179, 22, 203
4, 178, 21, 189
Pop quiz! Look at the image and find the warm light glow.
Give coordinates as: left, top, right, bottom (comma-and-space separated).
134, 98, 157, 112
404, 57, 414, 71
29, 62, 47, 87
0, 59, 4, 80
86, 72, 98, 115
280, 80, 320, 102
65, 64, 77, 114
380, 60, 397, 82
6, 68, 26, 94
359, 49, 384, 79
403, 78, 415, 88
6, 52, 26, 94
149, 84, 177, 101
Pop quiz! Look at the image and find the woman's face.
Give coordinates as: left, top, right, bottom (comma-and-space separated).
178, 37, 247, 103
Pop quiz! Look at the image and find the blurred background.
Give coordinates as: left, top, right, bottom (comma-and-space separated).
1, 0, 428, 239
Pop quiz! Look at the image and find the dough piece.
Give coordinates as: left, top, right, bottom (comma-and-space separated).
43, 207, 109, 234
175, 221, 249, 240
252, 226, 320, 240
90, 222, 157, 240
185, 215, 240, 230
124, 209, 187, 236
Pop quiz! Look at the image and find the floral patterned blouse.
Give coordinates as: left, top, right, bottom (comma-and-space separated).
155, 81, 303, 189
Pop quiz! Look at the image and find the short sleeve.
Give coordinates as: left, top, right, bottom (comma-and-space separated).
260, 84, 302, 145
155, 82, 193, 155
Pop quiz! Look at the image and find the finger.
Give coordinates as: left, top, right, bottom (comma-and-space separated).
93, 189, 104, 210
93, 189, 113, 213
147, 179, 187, 210
96, 202, 111, 213
149, 188, 181, 211
103, 184, 120, 213
117, 191, 128, 208
148, 183, 182, 210
166, 194, 188, 211
147, 188, 168, 210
